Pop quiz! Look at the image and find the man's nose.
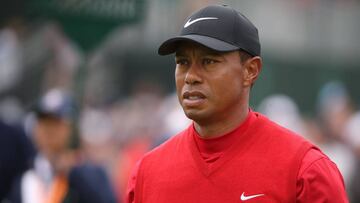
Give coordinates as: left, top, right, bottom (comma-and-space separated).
185, 63, 202, 85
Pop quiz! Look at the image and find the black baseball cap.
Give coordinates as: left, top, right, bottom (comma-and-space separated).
158, 5, 260, 57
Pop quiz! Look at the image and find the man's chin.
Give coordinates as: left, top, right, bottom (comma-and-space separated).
184, 109, 207, 123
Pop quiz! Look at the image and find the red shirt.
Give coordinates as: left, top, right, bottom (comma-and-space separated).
127, 111, 348, 202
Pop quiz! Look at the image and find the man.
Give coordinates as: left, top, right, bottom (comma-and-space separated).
0, 119, 35, 201
126, 5, 348, 203
9, 89, 117, 203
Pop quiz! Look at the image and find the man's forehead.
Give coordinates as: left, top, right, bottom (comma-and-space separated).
175, 41, 223, 56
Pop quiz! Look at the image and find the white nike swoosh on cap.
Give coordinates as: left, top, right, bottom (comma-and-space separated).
240, 192, 265, 201
184, 17, 218, 28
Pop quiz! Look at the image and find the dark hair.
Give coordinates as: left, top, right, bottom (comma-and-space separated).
239, 50, 252, 64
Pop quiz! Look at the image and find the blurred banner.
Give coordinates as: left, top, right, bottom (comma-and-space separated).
27, 0, 145, 50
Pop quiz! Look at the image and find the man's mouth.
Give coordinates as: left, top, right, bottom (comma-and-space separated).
182, 91, 206, 107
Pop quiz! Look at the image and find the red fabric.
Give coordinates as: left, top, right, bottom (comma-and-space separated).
116, 138, 151, 203
296, 148, 348, 202
192, 110, 253, 166
126, 111, 348, 203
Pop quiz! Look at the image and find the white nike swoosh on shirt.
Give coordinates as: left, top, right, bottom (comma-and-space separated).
240, 192, 265, 201
184, 17, 218, 28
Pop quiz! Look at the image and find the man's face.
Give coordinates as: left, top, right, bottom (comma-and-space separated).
34, 115, 72, 159
175, 42, 250, 125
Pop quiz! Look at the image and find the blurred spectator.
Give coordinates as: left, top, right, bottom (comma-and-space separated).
8, 89, 117, 203
344, 111, 360, 155
317, 81, 354, 141
0, 96, 25, 125
153, 93, 191, 146
0, 27, 22, 93
0, 119, 35, 201
257, 94, 306, 137
79, 106, 120, 201
112, 82, 165, 203
314, 81, 356, 192
80, 107, 117, 170
344, 111, 360, 202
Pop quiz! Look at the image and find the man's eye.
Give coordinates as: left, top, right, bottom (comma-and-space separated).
176, 59, 189, 65
203, 58, 217, 65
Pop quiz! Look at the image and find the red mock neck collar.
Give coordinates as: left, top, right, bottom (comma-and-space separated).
192, 110, 255, 163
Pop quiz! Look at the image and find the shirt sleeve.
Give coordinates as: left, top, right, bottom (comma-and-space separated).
296, 148, 349, 203
126, 160, 141, 203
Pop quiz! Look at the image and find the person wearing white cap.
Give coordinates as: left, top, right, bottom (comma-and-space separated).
9, 89, 117, 203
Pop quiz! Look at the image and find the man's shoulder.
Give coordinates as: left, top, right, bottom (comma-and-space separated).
255, 112, 308, 141
252, 112, 314, 152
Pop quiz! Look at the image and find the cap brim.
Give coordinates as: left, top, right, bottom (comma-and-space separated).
158, 34, 239, 55
33, 107, 63, 118
32, 103, 72, 119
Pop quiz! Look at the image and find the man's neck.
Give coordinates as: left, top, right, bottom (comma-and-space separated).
194, 107, 249, 139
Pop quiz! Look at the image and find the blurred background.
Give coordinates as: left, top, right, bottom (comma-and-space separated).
1, 0, 360, 202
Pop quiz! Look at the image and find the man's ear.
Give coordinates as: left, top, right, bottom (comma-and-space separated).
242, 56, 262, 87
